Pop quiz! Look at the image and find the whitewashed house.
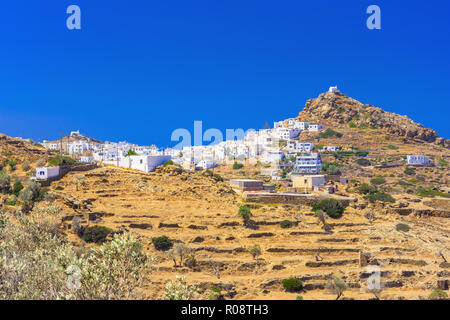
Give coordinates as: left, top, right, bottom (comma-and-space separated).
262, 150, 285, 163
321, 146, 338, 152
104, 155, 172, 173
35, 167, 60, 179
406, 155, 430, 165
80, 156, 95, 163
275, 128, 301, 140
197, 160, 217, 170
287, 141, 314, 153
308, 124, 324, 132
293, 152, 322, 174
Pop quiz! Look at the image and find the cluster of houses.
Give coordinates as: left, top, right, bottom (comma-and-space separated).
177, 119, 327, 175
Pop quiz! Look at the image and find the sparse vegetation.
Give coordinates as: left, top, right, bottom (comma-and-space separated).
152, 235, 173, 251
312, 199, 344, 219
81, 225, 113, 244
428, 289, 448, 300
233, 162, 244, 170
415, 187, 450, 198
282, 277, 303, 292
356, 158, 371, 166
125, 149, 138, 157
49, 155, 75, 166
238, 205, 252, 226
319, 128, 343, 139
396, 223, 410, 233
325, 276, 347, 300
165, 276, 197, 300
404, 166, 416, 175
0, 171, 11, 194
280, 220, 295, 228
12, 181, 24, 197
163, 160, 175, 166
370, 176, 386, 185
365, 191, 395, 204
0, 205, 154, 299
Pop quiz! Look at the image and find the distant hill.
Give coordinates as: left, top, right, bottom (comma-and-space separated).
49, 132, 103, 145
297, 90, 449, 148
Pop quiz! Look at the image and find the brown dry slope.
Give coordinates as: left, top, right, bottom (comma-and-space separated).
51, 164, 450, 300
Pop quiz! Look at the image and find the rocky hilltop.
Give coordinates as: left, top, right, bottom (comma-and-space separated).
0, 134, 53, 165
297, 90, 448, 147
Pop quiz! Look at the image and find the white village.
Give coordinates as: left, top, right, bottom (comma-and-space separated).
35, 86, 431, 195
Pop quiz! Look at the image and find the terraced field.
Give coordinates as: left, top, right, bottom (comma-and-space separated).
51, 165, 450, 300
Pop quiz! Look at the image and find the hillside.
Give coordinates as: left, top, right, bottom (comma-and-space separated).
0, 133, 54, 171
297, 90, 449, 147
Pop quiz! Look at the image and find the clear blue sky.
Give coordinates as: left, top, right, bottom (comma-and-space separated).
0, 0, 449, 147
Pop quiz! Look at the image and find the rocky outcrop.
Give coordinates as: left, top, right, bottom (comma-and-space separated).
297, 91, 445, 144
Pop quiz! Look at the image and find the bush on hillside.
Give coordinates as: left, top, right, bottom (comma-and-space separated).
319, 128, 343, 139
357, 183, 377, 195
282, 277, 303, 292
404, 166, 416, 175
396, 223, 410, 233
163, 160, 175, 166
365, 191, 395, 204
356, 158, 371, 166
0, 171, 11, 194
49, 155, 75, 166
312, 199, 344, 219
12, 181, 24, 197
428, 289, 448, 300
233, 162, 244, 170
152, 235, 173, 251
238, 205, 252, 226
81, 225, 113, 244
370, 176, 386, 185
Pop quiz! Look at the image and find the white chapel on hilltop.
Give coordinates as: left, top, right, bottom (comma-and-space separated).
328, 86, 339, 93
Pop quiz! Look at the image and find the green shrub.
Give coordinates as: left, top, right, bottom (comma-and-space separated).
12, 181, 24, 197
387, 144, 398, 150
233, 162, 244, 170
125, 149, 138, 157
415, 187, 450, 198
437, 158, 448, 167
81, 225, 113, 244
49, 155, 75, 166
0, 171, 11, 194
7, 159, 16, 171
319, 128, 343, 139
163, 160, 175, 166
370, 176, 386, 185
428, 289, 448, 300
365, 191, 395, 203
404, 167, 416, 175
322, 162, 342, 175
6, 196, 17, 206
282, 277, 303, 292
396, 223, 410, 232
55, 186, 64, 190
238, 205, 252, 225
312, 199, 344, 219
212, 173, 223, 182
357, 183, 376, 194
356, 158, 371, 166
152, 235, 173, 251
280, 220, 295, 228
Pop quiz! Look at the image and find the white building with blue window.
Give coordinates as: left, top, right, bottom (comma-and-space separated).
406, 155, 430, 165
293, 152, 322, 174
35, 167, 60, 179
